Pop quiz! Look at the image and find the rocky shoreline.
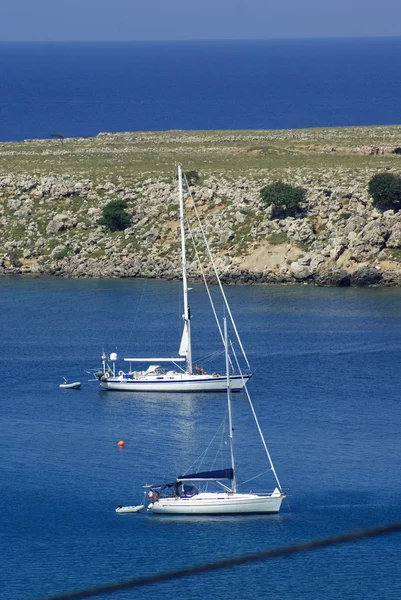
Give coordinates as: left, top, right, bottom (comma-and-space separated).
1, 126, 401, 286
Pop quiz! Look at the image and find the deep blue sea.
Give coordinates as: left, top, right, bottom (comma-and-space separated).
0, 37, 401, 142
1, 277, 401, 599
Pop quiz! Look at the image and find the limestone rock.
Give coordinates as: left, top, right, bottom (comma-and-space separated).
0, 150, 401, 286
350, 267, 383, 287
290, 261, 311, 280
46, 214, 78, 235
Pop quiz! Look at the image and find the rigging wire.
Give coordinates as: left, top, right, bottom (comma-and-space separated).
182, 410, 229, 475
182, 173, 245, 366
183, 173, 251, 372
37, 520, 401, 600
230, 339, 283, 492
195, 348, 225, 369
185, 218, 225, 340
185, 213, 237, 373
238, 468, 273, 487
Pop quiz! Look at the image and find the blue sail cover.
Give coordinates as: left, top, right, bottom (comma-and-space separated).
177, 468, 234, 481
150, 482, 177, 491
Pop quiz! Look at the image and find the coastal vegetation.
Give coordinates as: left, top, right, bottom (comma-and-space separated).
368, 172, 401, 212
260, 181, 306, 218
1, 125, 401, 286
98, 199, 131, 231
50, 132, 65, 144
182, 170, 200, 186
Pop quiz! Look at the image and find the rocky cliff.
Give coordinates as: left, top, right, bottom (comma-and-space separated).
1, 126, 401, 286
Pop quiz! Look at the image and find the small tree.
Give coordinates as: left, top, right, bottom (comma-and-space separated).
260, 181, 306, 219
51, 132, 64, 144
368, 172, 401, 212
99, 200, 131, 232
185, 170, 200, 185
176, 170, 200, 186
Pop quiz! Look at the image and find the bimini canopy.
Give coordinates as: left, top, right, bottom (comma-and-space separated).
177, 468, 234, 482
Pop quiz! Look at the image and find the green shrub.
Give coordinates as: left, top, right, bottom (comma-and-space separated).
260, 181, 307, 219
54, 247, 71, 260
186, 170, 200, 185
389, 249, 401, 262
368, 173, 401, 212
266, 231, 288, 245
99, 200, 131, 232
178, 170, 200, 186
51, 132, 64, 144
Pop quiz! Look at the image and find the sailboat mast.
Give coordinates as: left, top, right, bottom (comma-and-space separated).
224, 317, 237, 493
178, 164, 192, 375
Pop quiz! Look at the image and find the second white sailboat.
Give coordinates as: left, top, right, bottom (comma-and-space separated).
145, 318, 286, 514
97, 164, 251, 393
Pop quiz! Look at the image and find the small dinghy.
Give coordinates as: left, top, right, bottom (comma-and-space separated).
115, 504, 144, 514
59, 378, 81, 390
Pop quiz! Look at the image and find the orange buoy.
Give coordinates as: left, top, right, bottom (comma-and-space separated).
117, 440, 125, 447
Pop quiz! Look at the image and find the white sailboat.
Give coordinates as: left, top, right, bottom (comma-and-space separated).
146, 318, 285, 515
97, 164, 251, 393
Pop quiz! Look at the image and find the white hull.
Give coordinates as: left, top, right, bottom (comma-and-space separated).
115, 504, 144, 513
59, 382, 81, 389
100, 373, 250, 392
147, 491, 284, 515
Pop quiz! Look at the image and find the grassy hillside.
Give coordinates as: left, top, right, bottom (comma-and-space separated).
1, 126, 400, 182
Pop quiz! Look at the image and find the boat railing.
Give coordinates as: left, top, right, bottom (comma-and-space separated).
247, 489, 285, 497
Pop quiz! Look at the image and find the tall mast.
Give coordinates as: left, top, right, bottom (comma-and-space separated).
178, 164, 192, 375
224, 317, 237, 493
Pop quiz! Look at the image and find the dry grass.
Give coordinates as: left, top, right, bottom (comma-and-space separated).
0, 126, 400, 182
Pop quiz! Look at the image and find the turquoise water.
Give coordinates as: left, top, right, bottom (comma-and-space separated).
0, 37, 400, 141
1, 277, 400, 599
